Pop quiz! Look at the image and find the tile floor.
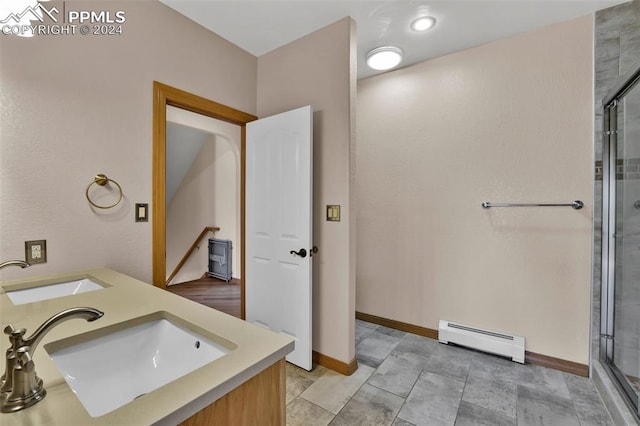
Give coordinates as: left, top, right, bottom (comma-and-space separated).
286, 320, 615, 426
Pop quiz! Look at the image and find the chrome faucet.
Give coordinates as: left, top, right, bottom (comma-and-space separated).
0, 260, 30, 270
0, 307, 104, 413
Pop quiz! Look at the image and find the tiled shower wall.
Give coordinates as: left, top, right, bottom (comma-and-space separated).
593, 0, 640, 368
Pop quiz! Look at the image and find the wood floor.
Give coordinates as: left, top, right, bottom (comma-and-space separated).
166, 275, 241, 318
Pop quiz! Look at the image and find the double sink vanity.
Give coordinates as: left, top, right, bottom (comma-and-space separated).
0, 268, 294, 425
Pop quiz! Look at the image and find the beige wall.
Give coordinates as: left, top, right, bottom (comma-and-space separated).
357, 16, 594, 364
257, 18, 357, 364
0, 1, 256, 282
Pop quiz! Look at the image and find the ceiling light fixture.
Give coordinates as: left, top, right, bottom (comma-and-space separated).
366, 46, 403, 71
411, 16, 436, 32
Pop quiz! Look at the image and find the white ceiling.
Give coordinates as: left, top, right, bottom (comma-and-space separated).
160, 0, 626, 79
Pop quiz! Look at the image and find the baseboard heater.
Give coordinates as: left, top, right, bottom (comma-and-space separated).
438, 320, 525, 364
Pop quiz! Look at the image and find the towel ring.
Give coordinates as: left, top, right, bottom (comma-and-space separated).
86, 174, 123, 209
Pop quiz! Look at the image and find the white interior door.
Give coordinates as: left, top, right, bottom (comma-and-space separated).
246, 105, 313, 370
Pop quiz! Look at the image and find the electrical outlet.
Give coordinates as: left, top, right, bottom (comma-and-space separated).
25, 240, 47, 264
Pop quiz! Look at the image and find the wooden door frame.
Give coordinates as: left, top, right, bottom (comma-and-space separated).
152, 81, 256, 319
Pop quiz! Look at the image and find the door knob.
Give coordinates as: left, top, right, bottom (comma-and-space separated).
290, 248, 307, 258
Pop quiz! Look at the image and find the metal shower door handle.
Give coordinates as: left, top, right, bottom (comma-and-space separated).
290, 248, 307, 258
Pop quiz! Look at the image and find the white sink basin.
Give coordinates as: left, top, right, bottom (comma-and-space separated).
6, 278, 104, 305
45, 315, 233, 417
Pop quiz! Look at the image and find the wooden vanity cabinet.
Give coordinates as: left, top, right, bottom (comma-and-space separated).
181, 359, 285, 426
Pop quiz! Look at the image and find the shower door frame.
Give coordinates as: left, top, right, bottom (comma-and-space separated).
600, 65, 640, 418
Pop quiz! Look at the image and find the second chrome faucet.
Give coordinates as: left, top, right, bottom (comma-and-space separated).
0, 307, 104, 413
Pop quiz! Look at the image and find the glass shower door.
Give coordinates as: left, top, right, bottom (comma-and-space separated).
602, 67, 640, 417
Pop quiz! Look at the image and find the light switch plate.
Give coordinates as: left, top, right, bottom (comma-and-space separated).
326, 205, 340, 222
135, 203, 149, 222
25, 240, 47, 264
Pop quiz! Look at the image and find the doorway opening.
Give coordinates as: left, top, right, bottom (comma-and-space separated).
164, 107, 240, 286
152, 81, 257, 319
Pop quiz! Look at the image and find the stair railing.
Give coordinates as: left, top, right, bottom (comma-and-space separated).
166, 226, 220, 286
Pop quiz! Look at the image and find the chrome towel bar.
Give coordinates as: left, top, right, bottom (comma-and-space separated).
481, 200, 584, 210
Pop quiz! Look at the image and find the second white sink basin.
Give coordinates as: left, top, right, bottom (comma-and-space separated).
45, 314, 234, 417
6, 278, 104, 305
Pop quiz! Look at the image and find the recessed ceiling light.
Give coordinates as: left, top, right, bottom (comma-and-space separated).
411, 16, 436, 32
366, 46, 403, 71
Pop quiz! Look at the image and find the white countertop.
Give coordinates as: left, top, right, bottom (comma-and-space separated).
0, 268, 294, 425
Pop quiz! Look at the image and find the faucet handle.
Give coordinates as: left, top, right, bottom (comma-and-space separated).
4, 325, 26, 338
4, 325, 24, 335
4, 326, 26, 351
